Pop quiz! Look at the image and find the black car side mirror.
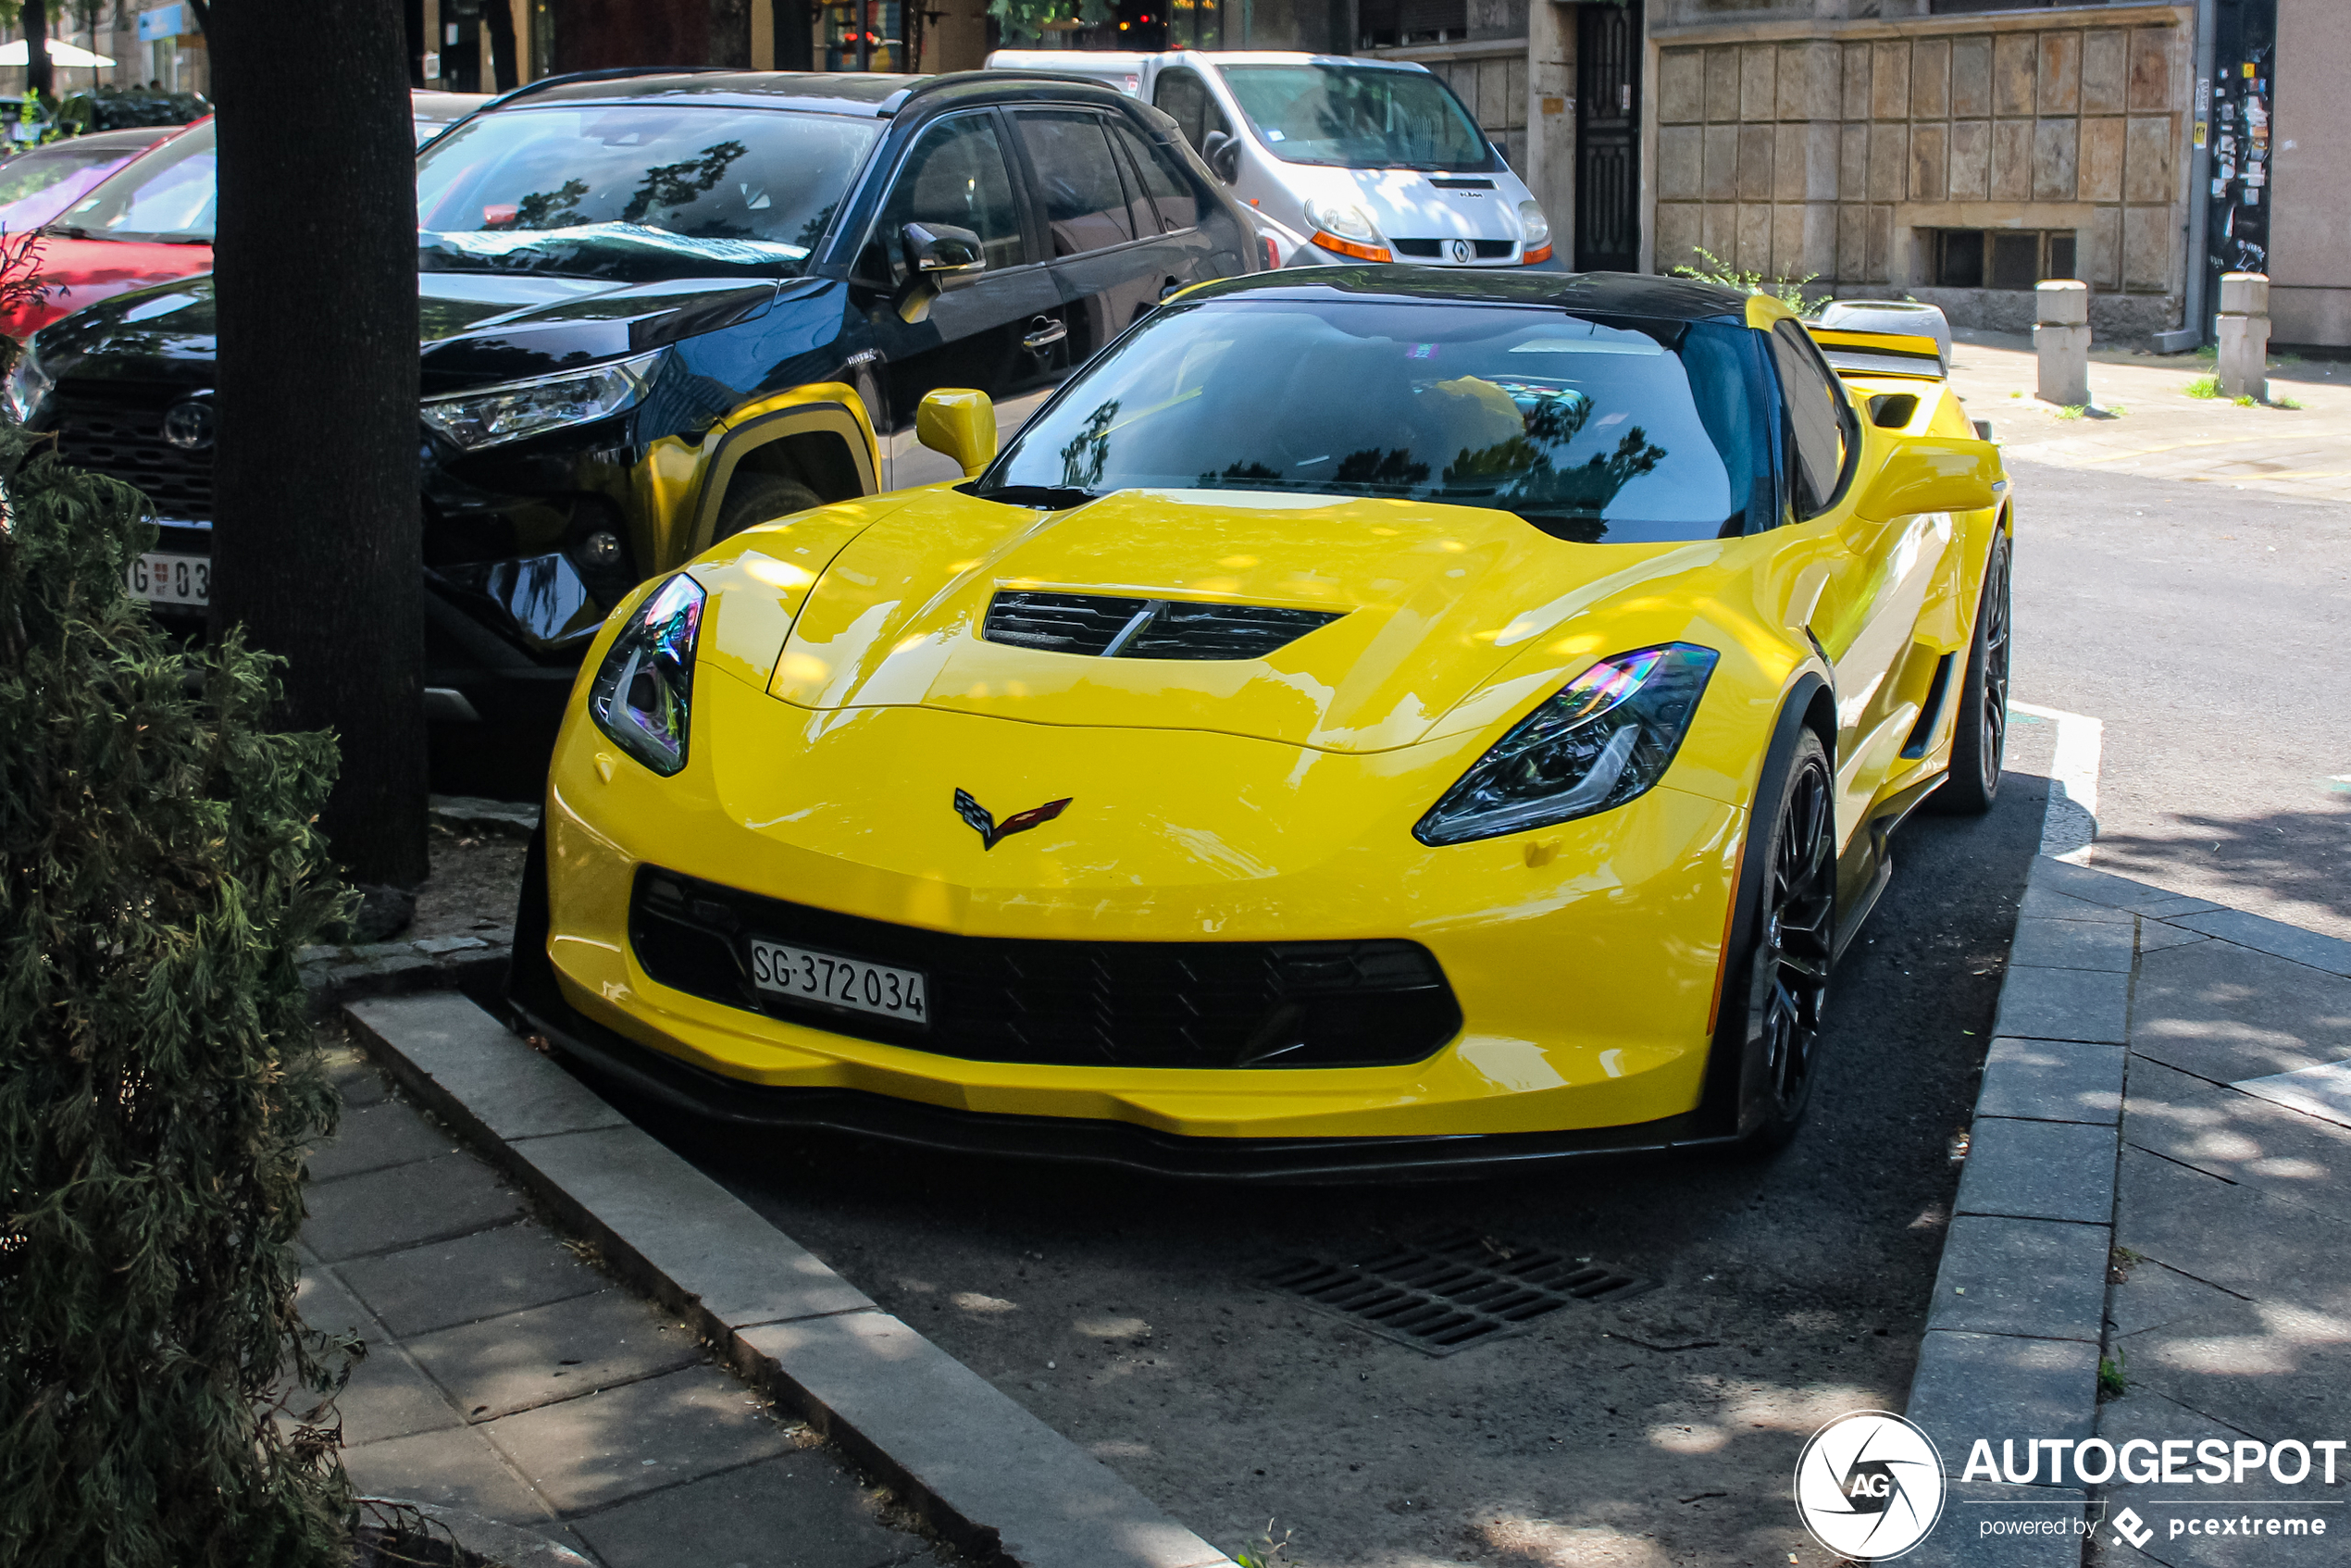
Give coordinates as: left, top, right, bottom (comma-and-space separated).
1199, 130, 1241, 184
902, 221, 987, 283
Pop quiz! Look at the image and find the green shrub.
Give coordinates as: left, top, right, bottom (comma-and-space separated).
0, 427, 356, 1568
2184, 375, 2220, 399
1669, 246, 1833, 316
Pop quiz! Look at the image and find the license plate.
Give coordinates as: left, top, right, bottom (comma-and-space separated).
748, 938, 928, 1027
128, 552, 210, 607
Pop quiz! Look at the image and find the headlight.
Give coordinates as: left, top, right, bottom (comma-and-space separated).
588, 573, 704, 777
1517, 200, 1551, 251
1303, 198, 1379, 245
1414, 643, 1720, 846
421, 349, 661, 452
5, 339, 53, 424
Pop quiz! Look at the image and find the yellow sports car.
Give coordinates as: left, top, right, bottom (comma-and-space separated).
509, 268, 2009, 1176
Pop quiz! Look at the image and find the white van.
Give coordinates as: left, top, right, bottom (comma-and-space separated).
985, 50, 1556, 271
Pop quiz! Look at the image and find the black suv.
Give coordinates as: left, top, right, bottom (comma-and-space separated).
12, 68, 1255, 745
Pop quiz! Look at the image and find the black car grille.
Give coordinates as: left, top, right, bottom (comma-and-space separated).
982, 591, 1341, 661
628, 867, 1462, 1070
52, 384, 214, 522
1391, 239, 1516, 260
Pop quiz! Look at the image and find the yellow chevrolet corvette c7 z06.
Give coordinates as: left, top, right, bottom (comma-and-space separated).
509, 268, 2010, 1177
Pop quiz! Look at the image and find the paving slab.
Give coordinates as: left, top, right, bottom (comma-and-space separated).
2169, 909, 2351, 979
2089, 1388, 2345, 1566
2033, 857, 2205, 915
1907, 1329, 2102, 1469
566, 1454, 914, 1568
2233, 1057, 2351, 1132
1992, 964, 2132, 1045
344, 1425, 557, 1525
2121, 1057, 2351, 1214
2114, 1292, 2351, 1446
1905, 1481, 2090, 1568
2008, 916, 2136, 973
1954, 1117, 2119, 1225
2129, 940, 2351, 1085
336, 1224, 605, 1338
1976, 1038, 2125, 1125
324, 1040, 392, 1109
2016, 883, 2136, 925
1925, 1215, 2110, 1342
2108, 1259, 2256, 1341
299, 1269, 465, 1446
2113, 1147, 2351, 1313
405, 1288, 703, 1422
304, 1152, 528, 1263
2138, 922, 2215, 955
305, 1101, 461, 1183
483, 1363, 799, 1515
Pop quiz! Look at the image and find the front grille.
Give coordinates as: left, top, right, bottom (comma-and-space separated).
52, 383, 215, 522
628, 867, 1462, 1070
982, 591, 1341, 661
1391, 239, 1517, 260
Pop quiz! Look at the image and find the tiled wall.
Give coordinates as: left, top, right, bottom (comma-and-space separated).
1652, 11, 2193, 325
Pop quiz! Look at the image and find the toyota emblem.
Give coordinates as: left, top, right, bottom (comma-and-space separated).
1448, 239, 1474, 264
162, 398, 215, 452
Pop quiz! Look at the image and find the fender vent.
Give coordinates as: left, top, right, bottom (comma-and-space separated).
983, 591, 1341, 661
1263, 1228, 1656, 1356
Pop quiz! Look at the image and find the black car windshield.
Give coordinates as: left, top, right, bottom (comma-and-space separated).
1221, 65, 1491, 172
416, 105, 879, 282
977, 299, 1773, 543
50, 118, 215, 243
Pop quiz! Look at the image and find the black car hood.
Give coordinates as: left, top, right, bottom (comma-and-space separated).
38, 269, 800, 392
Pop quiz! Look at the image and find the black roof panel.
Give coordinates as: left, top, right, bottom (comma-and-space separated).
1181, 267, 1755, 323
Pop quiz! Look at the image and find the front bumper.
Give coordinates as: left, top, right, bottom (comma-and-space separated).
540, 663, 1749, 1148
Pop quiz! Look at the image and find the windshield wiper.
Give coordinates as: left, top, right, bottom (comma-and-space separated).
971, 483, 1100, 509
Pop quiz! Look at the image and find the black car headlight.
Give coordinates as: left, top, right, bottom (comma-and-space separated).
421, 349, 661, 452
588, 574, 705, 777
1414, 642, 1720, 847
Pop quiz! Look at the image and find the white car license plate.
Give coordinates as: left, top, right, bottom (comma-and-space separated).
748, 938, 928, 1027
128, 552, 211, 607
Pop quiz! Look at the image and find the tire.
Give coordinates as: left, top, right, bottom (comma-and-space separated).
712, 472, 822, 542
1927, 531, 2011, 816
1725, 729, 1837, 1154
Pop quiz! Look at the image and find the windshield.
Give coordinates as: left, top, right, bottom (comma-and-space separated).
0, 141, 143, 231
51, 119, 214, 243
1220, 65, 1491, 172
416, 105, 878, 283
978, 299, 1772, 544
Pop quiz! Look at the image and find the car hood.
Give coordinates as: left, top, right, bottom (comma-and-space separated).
736, 485, 1720, 753
0, 233, 213, 341
33, 267, 790, 390
1276, 164, 1532, 243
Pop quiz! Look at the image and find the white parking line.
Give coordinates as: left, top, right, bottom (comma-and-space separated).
2009, 702, 2103, 865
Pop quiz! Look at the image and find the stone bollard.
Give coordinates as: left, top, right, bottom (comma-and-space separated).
2216, 272, 2270, 402
2034, 280, 2091, 407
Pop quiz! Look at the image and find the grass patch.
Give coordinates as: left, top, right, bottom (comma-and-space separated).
2184, 375, 2221, 399
2098, 1351, 2129, 1401
2055, 404, 2086, 420
2233, 393, 2258, 407
2274, 395, 2304, 410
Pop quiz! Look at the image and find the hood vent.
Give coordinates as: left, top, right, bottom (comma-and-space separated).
983, 591, 1342, 661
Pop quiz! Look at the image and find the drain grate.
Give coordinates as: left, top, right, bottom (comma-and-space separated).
1261, 1227, 1656, 1356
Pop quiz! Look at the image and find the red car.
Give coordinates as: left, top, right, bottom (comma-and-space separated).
1, 116, 215, 341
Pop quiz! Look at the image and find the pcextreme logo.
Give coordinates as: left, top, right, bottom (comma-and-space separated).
1793, 1412, 1947, 1559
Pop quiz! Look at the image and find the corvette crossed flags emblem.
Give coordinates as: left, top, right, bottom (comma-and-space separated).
953, 788, 1072, 850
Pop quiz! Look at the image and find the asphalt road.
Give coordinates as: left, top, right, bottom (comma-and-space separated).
615, 752, 2048, 1565
2006, 458, 2351, 939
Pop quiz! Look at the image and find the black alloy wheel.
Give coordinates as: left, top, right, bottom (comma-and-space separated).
1929, 531, 2011, 815
1737, 730, 1837, 1151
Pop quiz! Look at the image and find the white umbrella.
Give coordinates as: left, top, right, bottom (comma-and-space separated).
0, 40, 117, 68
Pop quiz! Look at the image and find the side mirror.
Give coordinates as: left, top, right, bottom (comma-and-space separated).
902, 221, 986, 282
1853, 435, 2002, 522
1200, 129, 1241, 184
916, 388, 998, 479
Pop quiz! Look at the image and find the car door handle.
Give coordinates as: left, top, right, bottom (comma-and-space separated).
1022, 318, 1067, 353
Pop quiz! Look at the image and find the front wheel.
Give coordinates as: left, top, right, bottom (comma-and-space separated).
1927, 532, 2011, 815
1728, 729, 1837, 1153
713, 472, 822, 544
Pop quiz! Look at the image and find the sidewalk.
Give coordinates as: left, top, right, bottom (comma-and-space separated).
1941, 330, 2351, 508
303, 1032, 941, 1568
1904, 855, 2351, 1562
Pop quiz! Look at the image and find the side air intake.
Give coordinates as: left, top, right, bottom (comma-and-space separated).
982, 591, 1342, 661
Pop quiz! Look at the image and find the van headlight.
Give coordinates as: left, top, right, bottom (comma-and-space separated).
5, 339, 53, 424
1414, 643, 1719, 846
1303, 198, 1380, 246
1518, 200, 1551, 252
589, 574, 705, 777
422, 349, 662, 452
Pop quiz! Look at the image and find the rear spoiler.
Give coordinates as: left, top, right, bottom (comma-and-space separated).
1804, 325, 1947, 380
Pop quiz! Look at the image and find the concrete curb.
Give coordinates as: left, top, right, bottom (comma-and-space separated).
342, 992, 1237, 1568
360, 1499, 594, 1568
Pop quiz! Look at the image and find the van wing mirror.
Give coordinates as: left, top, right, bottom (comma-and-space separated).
1199, 129, 1240, 183
1853, 436, 2003, 522
903, 221, 986, 282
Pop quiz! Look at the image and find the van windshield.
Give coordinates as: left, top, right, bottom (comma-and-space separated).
415, 105, 878, 282
1220, 64, 1492, 173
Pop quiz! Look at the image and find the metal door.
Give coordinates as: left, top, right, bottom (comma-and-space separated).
1574, 0, 1642, 274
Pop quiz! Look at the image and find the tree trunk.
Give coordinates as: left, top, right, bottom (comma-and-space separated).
206, 0, 429, 890
23, 0, 50, 100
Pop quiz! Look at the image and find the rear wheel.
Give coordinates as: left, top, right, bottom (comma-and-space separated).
713, 472, 822, 543
1928, 532, 2011, 815
1730, 730, 1837, 1153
